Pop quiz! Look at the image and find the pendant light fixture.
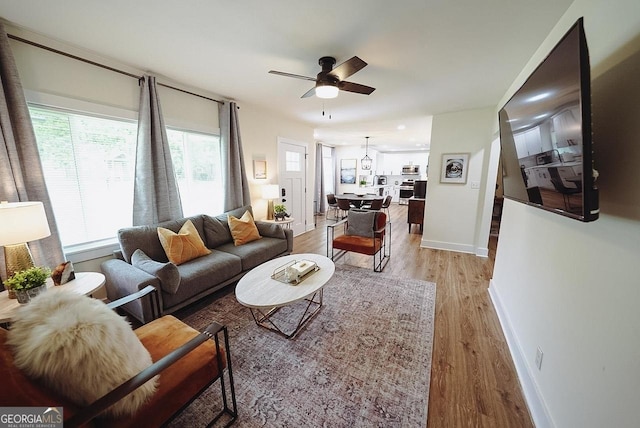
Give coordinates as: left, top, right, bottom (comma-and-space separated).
361, 136, 372, 170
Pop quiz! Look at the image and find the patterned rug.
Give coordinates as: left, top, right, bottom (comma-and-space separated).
169, 265, 436, 427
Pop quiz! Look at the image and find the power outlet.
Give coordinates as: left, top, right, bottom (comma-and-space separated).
535, 347, 544, 370
471, 181, 480, 189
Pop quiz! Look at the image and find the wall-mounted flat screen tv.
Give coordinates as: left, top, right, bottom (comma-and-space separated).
499, 18, 599, 222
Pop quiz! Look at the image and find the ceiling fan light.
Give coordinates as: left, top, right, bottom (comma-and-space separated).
315, 84, 339, 99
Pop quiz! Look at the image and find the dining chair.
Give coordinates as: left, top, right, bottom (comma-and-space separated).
336, 198, 352, 219
326, 193, 340, 220
548, 166, 581, 211
362, 198, 383, 211
381, 195, 393, 217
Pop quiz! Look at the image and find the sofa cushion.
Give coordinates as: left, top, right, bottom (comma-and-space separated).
131, 249, 181, 295
228, 211, 261, 246
157, 220, 211, 265
118, 215, 205, 264
216, 237, 288, 271
203, 215, 233, 247
7, 289, 157, 418
255, 221, 287, 239
161, 250, 243, 310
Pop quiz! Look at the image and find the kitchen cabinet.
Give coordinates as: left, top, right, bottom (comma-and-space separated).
525, 163, 583, 191
377, 153, 428, 176
534, 167, 554, 189
515, 127, 543, 158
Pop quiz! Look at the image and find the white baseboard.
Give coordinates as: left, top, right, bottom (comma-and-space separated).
420, 239, 475, 254
475, 246, 489, 257
488, 280, 554, 428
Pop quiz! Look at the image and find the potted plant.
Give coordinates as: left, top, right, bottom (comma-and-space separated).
273, 204, 290, 221
3, 266, 51, 304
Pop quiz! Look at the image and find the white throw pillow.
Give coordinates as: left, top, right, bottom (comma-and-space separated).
7, 288, 157, 418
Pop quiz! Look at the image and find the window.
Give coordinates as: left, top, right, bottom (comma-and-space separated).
30, 106, 137, 247
322, 145, 335, 195
29, 105, 223, 249
166, 129, 223, 217
285, 150, 301, 172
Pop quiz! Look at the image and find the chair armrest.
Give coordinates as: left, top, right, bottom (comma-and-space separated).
101, 259, 162, 324
327, 218, 348, 229
107, 285, 158, 318
65, 321, 227, 427
374, 221, 391, 236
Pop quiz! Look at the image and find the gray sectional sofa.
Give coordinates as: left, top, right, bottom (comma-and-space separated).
101, 205, 293, 323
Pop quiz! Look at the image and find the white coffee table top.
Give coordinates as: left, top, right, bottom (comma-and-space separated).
236, 253, 335, 309
0, 271, 105, 323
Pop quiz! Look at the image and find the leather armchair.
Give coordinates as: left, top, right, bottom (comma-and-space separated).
327, 208, 390, 272
0, 286, 237, 427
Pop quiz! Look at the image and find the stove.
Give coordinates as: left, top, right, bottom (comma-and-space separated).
399, 180, 414, 205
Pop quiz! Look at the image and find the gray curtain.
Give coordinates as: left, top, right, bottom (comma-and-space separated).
0, 22, 64, 280
315, 143, 326, 214
220, 101, 250, 211
133, 75, 183, 225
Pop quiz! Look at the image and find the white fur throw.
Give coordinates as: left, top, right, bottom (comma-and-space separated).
7, 288, 157, 418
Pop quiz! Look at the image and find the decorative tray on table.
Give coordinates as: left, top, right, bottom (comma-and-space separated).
271, 259, 319, 285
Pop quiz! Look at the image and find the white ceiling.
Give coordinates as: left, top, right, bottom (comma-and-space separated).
0, 0, 573, 151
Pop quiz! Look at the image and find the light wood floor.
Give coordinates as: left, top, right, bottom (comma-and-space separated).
293, 203, 534, 428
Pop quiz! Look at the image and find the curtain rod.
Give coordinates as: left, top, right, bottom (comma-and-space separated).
8, 33, 224, 105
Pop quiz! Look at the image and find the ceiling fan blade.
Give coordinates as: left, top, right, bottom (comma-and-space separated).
328, 56, 367, 81
301, 87, 316, 98
338, 81, 376, 95
268, 70, 316, 82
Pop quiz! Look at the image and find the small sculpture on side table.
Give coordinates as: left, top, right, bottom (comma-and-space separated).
274, 204, 290, 221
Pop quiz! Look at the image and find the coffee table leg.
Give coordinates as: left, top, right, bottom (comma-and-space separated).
249, 289, 323, 339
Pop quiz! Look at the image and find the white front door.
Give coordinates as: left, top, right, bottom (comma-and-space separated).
277, 138, 306, 236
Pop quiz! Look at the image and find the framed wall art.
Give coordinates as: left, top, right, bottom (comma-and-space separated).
253, 160, 267, 179
340, 159, 357, 184
440, 153, 469, 184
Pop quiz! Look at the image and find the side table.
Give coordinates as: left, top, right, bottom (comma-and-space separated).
261, 217, 294, 229
0, 272, 106, 324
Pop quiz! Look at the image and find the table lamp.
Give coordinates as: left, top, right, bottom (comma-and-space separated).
261, 185, 280, 220
0, 201, 51, 280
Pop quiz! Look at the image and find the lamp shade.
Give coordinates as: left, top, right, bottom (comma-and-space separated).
0, 202, 51, 246
261, 184, 280, 200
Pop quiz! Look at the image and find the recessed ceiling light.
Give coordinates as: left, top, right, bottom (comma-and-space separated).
397, 124, 406, 130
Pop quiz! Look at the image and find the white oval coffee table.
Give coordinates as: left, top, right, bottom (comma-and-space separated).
236, 253, 335, 339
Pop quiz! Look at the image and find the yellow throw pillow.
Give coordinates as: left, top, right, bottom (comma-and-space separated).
228, 211, 262, 246
157, 220, 211, 265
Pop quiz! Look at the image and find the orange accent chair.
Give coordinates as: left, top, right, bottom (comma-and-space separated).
327, 208, 390, 272
0, 286, 237, 427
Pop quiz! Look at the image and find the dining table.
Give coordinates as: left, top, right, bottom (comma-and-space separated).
334, 193, 383, 208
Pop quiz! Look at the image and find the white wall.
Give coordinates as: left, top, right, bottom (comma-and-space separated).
239, 102, 314, 229
421, 107, 495, 255
490, 1, 640, 427
333, 145, 379, 194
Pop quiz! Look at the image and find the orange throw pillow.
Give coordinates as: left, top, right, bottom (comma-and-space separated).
157, 220, 211, 265
228, 211, 261, 246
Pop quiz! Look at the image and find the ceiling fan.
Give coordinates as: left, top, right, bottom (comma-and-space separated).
269, 56, 375, 99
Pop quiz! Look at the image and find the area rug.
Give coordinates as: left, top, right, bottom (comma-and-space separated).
169, 264, 436, 427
